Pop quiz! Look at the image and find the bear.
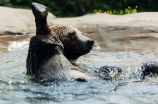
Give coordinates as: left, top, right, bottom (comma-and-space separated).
26, 2, 122, 82
26, 2, 95, 82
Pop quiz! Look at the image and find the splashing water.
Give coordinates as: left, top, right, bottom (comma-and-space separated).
0, 32, 158, 103
8, 41, 29, 51
0, 47, 158, 104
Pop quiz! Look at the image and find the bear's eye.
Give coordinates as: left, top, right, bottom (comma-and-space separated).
69, 32, 76, 39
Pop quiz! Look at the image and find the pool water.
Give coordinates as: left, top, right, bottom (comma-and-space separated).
0, 47, 158, 104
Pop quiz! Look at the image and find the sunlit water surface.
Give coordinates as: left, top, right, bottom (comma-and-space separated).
1, 47, 158, 104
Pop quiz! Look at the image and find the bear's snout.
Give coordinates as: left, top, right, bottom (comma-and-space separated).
87, 39, 94, 48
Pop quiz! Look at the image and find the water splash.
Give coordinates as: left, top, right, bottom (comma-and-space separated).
8, 41, 29, 51
1, 49, 158, 103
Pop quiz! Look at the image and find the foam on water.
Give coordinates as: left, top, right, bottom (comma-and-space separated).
8, 41, 29, 51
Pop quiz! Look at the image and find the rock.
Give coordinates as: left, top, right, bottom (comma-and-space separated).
1, 6, 158, 52
0, 6, 56, 35
52, 13, 158, 52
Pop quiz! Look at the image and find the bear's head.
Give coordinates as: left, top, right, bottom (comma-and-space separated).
52, 25, 94, 64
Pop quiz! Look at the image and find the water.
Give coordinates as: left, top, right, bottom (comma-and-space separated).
1, 45, 158, 104
1, 34, 158, 104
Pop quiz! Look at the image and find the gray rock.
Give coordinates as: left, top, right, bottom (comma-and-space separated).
52, 13, 158, 52
1, 6, 158, 52
0, 6, 56, 35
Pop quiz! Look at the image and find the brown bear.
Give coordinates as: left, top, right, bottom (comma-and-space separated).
52, 25, 94, 65
26, 2, 94, 82
26, 2, 122, 82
